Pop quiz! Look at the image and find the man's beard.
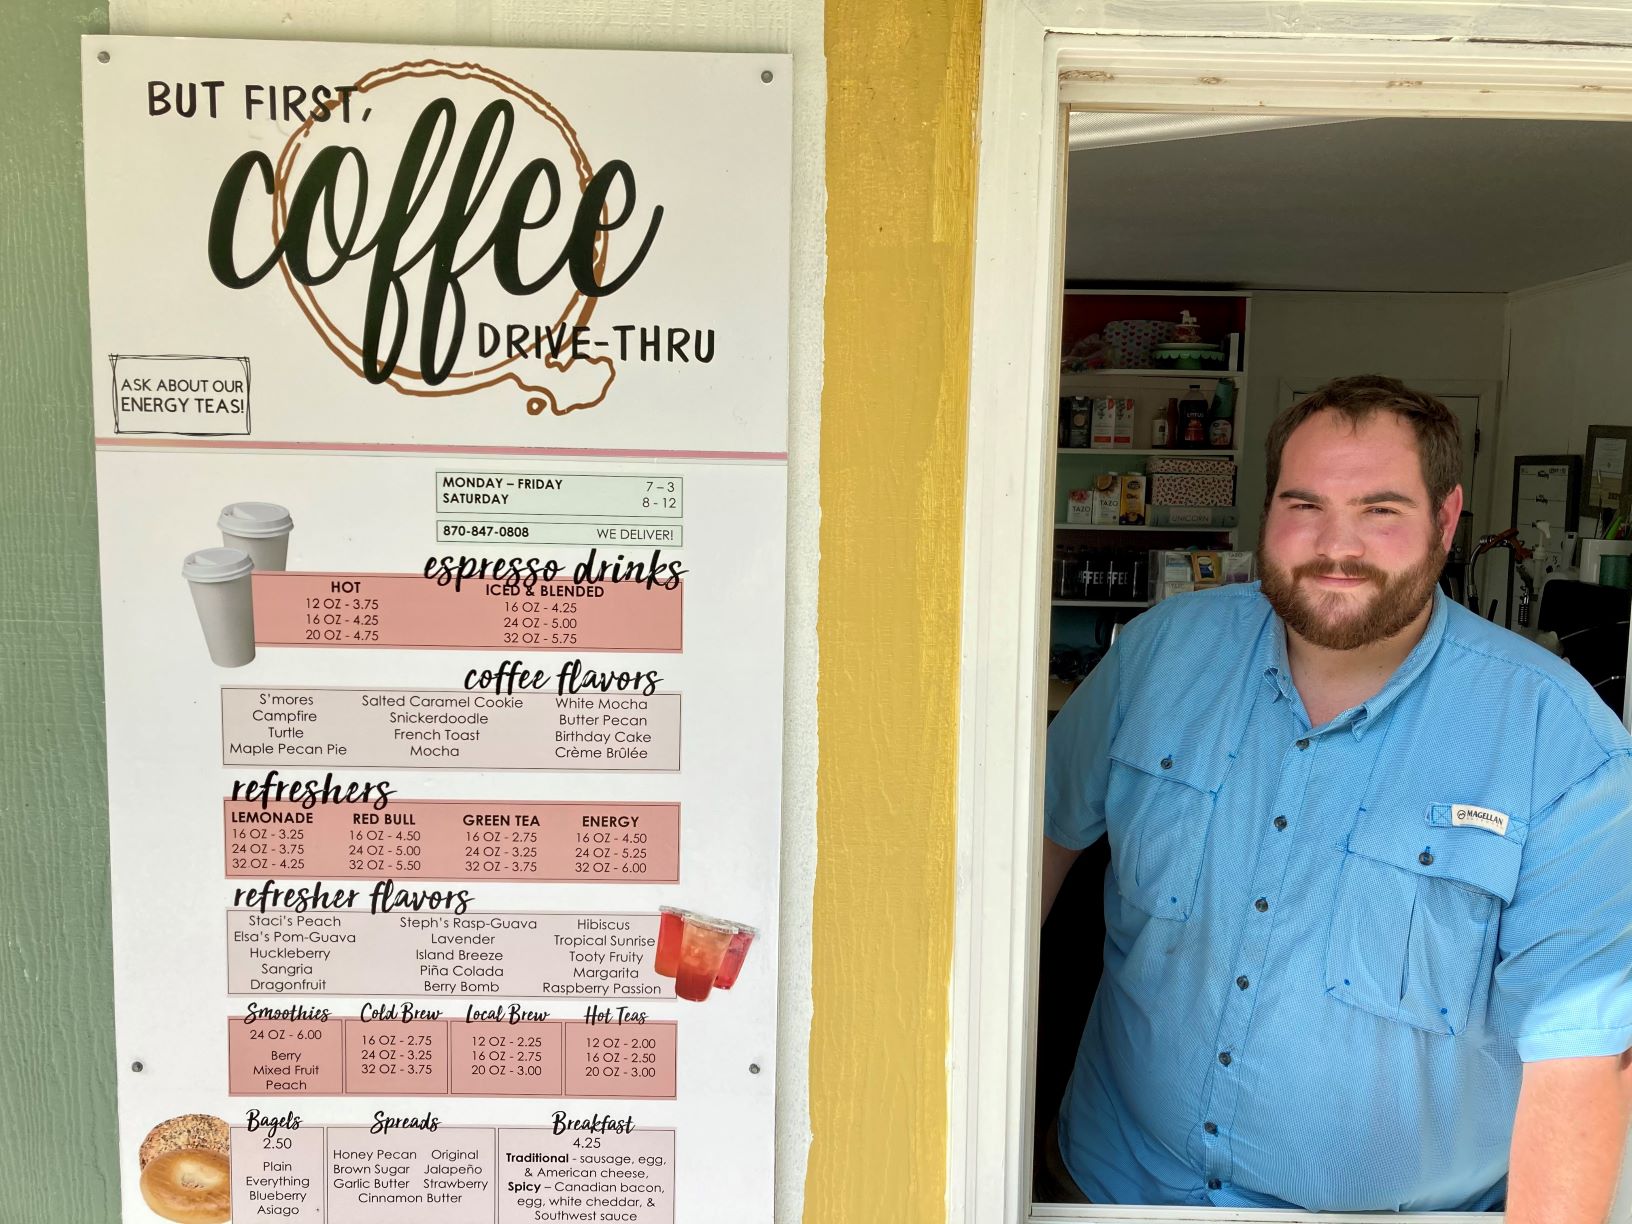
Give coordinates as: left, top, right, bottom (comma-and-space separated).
1258, 538, 1445, 651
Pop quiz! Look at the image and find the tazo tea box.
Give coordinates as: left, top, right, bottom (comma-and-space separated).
1066, 488, 1094, 524
1118, 473, 1147, 525
1092, 473, 1121, 525
1113, 398, 1135, 449
1092, 398, 1116, 449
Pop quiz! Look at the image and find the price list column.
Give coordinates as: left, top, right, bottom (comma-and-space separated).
231, 1125, 325, 1222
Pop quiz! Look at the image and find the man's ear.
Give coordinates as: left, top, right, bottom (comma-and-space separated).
1438, 484, 1466, 551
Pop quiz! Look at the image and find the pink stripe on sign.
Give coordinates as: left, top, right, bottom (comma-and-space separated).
95, 435, 788, 461
254, 571, 682, 652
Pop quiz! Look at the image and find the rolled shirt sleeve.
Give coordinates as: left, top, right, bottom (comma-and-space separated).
1492, 750, 1632, 1061
1044, 643, 1121, 852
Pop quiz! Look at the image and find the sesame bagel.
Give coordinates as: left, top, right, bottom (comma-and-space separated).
139, 1115, 230, 1170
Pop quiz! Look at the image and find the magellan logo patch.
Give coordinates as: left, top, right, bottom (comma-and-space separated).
1451, 804, 1510, 836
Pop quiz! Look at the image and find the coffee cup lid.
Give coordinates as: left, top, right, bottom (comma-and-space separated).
218, 501, 294, 537
183, 547, 255, 583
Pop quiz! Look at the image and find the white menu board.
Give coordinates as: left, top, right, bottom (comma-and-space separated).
81, 35, 789, 1224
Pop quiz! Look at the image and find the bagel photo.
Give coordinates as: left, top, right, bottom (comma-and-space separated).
137, 1114, 231, 1224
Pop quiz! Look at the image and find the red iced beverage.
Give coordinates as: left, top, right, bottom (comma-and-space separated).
713, 924, 757, 989
654, 907, 684, 978
674, 915, 735, 1002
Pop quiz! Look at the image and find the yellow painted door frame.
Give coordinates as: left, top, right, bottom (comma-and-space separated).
807, 0, 984, 1220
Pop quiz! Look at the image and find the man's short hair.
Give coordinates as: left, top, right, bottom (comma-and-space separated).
1263, 375, 1462, 511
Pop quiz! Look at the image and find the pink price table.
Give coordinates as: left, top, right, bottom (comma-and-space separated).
232, 1124, 675, 1223
251, 572, 683, 652
228, 1017, 678, 1098
225, 799, 680, 882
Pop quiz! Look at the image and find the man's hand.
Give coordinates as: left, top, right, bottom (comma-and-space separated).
1506, 1048, 1632, 1224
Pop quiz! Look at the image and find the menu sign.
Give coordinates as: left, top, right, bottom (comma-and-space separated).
82, 36, 790, 1224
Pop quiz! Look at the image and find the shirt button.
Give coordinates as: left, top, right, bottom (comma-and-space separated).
1208, 1179, 1222, 1190
1296, 738, 1311, 750
1236, 975, 1250, 990
1419, 850, 1434, 866
1203, 1122, 1218, 1135
1160, 756, 1173, 770
1218, 1051, 1232, 1066
1254, 897, 1269, 913
1273, 815, 1288, 831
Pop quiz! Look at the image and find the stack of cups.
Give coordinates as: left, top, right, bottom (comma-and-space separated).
182, 548, 257, 667
181, 502, 294, 668
218, 502, 294, 571
654, 907, 759, 1002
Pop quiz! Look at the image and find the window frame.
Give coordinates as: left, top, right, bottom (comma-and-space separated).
950, 20, 1632, 1224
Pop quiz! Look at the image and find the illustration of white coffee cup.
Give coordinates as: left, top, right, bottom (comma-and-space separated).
218, 502, 294, 571
182, 547, 256, 667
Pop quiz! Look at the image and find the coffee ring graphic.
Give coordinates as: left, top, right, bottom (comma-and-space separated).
270, 59, 617, 417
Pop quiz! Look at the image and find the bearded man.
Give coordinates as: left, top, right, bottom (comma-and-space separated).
1040, 375, 1632, 1218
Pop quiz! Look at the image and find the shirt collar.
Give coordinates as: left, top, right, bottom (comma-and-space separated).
1261, 611, 1297, 705
1259, 587, 1450, 738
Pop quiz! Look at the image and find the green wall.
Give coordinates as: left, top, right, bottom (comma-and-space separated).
1, 2, 116, 1220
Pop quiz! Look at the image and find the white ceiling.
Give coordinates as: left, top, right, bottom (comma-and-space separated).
1064, 117, 1632, 293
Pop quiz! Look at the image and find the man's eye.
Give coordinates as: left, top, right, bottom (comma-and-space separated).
1366, 506, 1399, 516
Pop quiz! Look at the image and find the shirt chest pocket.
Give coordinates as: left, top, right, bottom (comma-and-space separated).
1104, 745, 1224, 922
1324, 807, 1525, 1035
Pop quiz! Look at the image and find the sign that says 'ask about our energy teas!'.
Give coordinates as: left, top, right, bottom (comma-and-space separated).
81, 35, 790, 1224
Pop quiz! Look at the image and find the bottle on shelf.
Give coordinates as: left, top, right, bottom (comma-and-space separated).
1152, 397, 1177, 448
1208, 380, 1235, 449
1065, 396, 1091, 448
1178, 384, 1209, 449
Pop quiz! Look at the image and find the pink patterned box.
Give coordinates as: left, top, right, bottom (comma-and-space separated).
1101, 319, 1175, 369
1149, 473, 1235, 507
1147, 456, 1236, 477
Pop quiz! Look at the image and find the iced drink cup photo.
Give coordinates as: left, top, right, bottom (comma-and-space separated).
713, 924, 757, 990
182, 547, 256, 667
218, 501, 294, 571
654, 906, 686, 977
674, 915, 736, 1002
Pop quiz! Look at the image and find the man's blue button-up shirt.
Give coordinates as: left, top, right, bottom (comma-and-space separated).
1045, 585, 1632, 1212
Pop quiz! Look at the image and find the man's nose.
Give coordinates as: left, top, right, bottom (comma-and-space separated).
1314, 511, 1365, 561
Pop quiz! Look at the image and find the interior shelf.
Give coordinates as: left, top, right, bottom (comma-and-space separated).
1054, 522, 1236, 533
1060, 369, 1246, 382
1058, 448, 1239, 458
1052, 599, 1152, 608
